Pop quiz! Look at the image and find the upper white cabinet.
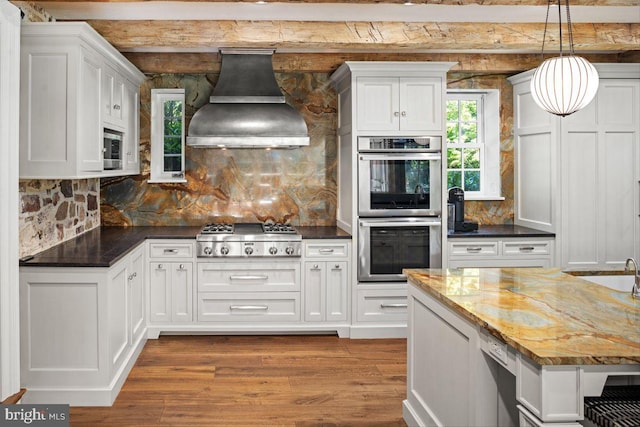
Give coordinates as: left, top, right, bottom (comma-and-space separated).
19, 22, 145, 179
332, 62, 455, 137
509, 64, 640, 271
356, 76, 443, 132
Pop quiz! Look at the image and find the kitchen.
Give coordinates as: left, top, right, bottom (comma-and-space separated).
2, 0, 639, 425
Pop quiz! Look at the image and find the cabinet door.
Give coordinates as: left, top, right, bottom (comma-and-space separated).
149, 263, 171, 323
356, 77, 399, 131
171, 263, 193, 322
78, 49, 103, 173
123, 81, 140, 173
399, 77, 442, 132
109, 262, 129, 371
304, 262, 325, 321
326, 261, 348, 321
129, 247, 145, 343
102, 63, 124, 128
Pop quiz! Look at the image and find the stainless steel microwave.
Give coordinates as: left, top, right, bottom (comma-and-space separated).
103, 129, 123, 170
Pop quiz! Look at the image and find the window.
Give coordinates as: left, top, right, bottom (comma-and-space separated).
446, 90, 503, 200
149, 89, 186, 183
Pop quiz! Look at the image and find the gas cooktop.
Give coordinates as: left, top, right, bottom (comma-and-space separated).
196, 223, 301, 258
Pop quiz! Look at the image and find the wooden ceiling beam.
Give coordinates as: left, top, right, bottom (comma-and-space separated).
33, 0, 638, 5
123, 51, 630, 74
86, 20, 639, 53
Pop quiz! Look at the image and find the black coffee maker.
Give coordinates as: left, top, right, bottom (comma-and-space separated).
448, 187, 478, 232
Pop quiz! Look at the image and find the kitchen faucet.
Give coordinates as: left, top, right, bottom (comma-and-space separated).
624, 258, 640, 298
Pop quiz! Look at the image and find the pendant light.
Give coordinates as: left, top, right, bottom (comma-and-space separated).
530, 0, 599, 117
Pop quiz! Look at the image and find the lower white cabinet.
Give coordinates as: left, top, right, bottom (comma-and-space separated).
302, 240, 350, 324
19, 243, 146, 406
149, 262, 193, 323
447, 237, 555, 268
147, 240, 195, 326
355, 287, 408, 323
196, 260, 302, 323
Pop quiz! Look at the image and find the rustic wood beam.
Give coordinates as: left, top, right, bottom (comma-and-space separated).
34, 0, 638, 6
123, 51, 630, 74
86, 20, 639, 53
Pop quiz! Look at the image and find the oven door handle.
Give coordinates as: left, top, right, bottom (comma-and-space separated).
359, 153, 441, 162
359, 219, 441, 228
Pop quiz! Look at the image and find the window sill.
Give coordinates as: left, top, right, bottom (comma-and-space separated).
462, 195, 506, 201
147, 179, 188, 184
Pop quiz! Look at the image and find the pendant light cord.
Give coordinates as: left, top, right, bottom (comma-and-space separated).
565, 0, 575, 56
557, 0, 563, 58
540, 0, 551, 59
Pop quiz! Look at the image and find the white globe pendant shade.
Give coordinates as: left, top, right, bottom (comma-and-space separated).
530, 55, 599, 117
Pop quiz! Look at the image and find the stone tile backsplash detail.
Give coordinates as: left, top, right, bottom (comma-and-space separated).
19, 179, 100, 258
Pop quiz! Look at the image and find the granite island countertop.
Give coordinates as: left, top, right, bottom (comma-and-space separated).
20, 225, 351, 268
405, 267, 640, 366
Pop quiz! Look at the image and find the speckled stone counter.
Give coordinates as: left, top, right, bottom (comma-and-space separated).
405, 267, 640, 366
20, 225, 351, 268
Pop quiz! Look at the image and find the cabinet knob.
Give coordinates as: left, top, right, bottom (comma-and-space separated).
401, 111, 407, 117
113, 104, 121, 110
179, 264, 185, 270
157, 264, 163, 269
334, 264, 341, 270
313, 264, 319, 269
394, 111, 400, 117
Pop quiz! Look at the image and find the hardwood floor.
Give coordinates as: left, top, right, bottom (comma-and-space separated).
70, 335, 408, 426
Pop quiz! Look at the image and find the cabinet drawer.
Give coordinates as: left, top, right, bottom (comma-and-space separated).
356, 289, 407, 322
198, 292, 300, 322
305, 242, 349, 258
448, 241, 499, 257
502, 240, 551, 256
198, 262, 300, 292
149, 242, 194, 258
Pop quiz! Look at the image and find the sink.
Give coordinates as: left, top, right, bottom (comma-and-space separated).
581, 275, 635, 292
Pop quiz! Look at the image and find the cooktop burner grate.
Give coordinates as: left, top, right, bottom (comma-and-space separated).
262, 223, 297, 234
201, 223, 234, 234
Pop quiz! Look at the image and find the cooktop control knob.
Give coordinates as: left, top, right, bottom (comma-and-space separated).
220, 246, 230, 255
269, 247, 278, 255
203, 246, 213, 255
245, 246, 254, 255
285, 246, 294, 255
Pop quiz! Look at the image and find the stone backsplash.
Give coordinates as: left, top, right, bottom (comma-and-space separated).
19, 179, 100, 258
101, 72, 338, 226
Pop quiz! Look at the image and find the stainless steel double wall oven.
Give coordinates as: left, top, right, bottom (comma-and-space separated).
357, 136, 442, 282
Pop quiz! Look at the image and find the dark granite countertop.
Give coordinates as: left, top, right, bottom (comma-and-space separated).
20, 225, 351, 268
448, 224, 555, 238
296, 226, 351, 239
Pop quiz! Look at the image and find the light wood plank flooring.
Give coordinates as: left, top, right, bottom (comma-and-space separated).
70, 335, 408, 426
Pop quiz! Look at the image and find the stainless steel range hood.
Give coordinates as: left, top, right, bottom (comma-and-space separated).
187, 49, 309, 148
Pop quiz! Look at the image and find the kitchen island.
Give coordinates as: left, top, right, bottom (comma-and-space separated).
403, 268, 640, 427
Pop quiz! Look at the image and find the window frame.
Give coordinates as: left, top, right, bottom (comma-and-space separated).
446, 89, 503, 201
149, 88, 187, 184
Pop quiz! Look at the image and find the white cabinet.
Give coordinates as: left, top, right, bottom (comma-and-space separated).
19, 22, 144, 179
356, 76, 443, 132
447, 237, 555, 268
196, 260, 301, 323
303, 241, 350, 322
509, 64, 640, 271
19, 243, 147, 406
147, 240, 195, 325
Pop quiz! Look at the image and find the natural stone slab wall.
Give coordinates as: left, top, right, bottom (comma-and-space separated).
19, 179, 100, 258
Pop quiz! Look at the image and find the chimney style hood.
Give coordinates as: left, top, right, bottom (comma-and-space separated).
187, 49, 310, 148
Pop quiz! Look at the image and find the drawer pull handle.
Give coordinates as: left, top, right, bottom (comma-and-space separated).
466, 247, 483, 253
163, 249, 178, 254
519, 246, 535, 252
230, 305, 268, 311
319, 248, 335, 254
380, 303, 407, 309
229, 275, 269, 281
